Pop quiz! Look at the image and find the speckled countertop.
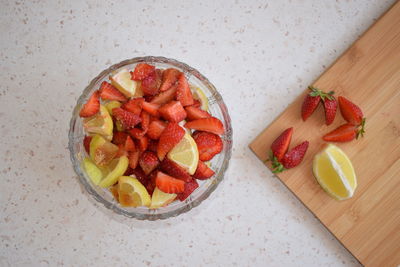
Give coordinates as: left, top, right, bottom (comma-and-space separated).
0, 0, 395, 266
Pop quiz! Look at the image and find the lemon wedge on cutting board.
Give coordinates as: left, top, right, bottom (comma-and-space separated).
313, 144, 357, 200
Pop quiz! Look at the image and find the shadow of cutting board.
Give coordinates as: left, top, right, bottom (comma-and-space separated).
249, 2, 400, 267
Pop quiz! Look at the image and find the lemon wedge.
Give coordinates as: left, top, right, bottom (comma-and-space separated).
313, 144, 357, 200
104, 100, 121, 115
83, 105, 113, 140
98, 156, 129, 188
110, 68, 142, 98
89, 134, 119, 166
82, 157, 103, 185
150, 187, 176, 209
167, 132, 199, 175
117, 176, 151, 207
191, 86, 209, 111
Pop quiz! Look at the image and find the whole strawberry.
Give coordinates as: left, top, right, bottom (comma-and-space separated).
301, 86, 337, 125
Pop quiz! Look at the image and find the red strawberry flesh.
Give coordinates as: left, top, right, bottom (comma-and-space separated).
270, 127, 293, 161
281, 141, 309, 169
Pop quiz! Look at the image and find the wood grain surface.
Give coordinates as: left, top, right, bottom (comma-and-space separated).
249, 2, 400, 267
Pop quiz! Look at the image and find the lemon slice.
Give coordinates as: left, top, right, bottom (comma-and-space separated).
150, 187, 176, 209
167, 132, 199, 175
110, 68, 142, 98
104, 100, 121, 115
89, 134, 119, 166
83, 105, 113, 140
313, 144, 357, 200
82, 157, 103, 185
117, 176, 151, 207
191, 86, 209, 111
98, 156, 129, 188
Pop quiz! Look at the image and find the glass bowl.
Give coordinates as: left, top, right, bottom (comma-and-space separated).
68, 56, 232, 220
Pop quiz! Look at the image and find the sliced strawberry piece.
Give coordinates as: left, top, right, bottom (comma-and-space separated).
136, 135, 149, 152
193, 131, 223, 161
185, 106, 211, 121
160, 158, 192, 182
147, 120, 167, 140
177, 178, 199, 201
130, 63, 155, 81
281, 141, 309, 169
176, 73, 194, 106
323, 123, 358, 142
123, 167, 134, 176
193, 160, 215, 180
79, 91, 100, 117
324, 97, 337, 125
338, 96, 364, 125
83, 136, 92, 154
301, 94, 320, 121
125, 136, 136, 152
112, 131, 128, 145
147, 139, 158, 153
141, 69, 162, 96
150, 84, 178, 105
160, 68, 181, 92
142, 101, 160, 117
128, 150, 140, 169
112, 108, 141, 129
121, 98, 144, 115
116, 143, 128, 157
158, 101, 187, 122
131, 167, 149, 186
184, 117, 224, 135
99, 81, 127, 102
270, 127, 293, 161
155, 171, 185, 194
190, 99, 201, 109
157, 122, 185, 161
139, 151, 160, 175
140, 111, 150, 131
127, 128, 146, 139
146, 170, 158, 195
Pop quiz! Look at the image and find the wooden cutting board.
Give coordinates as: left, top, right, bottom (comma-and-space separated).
249, 2, 400, 267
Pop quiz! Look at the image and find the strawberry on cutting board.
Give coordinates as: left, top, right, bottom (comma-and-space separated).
338, 96, 365, 126
281, 141, 309, 169
323, 121, 365, 142
270, 127, 293, 161
301, 86, 337, 125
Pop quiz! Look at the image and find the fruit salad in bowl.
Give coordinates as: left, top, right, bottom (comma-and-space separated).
68, 56, 232, 220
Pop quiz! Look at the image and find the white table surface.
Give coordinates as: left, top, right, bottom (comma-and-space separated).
0, 0, 395, 266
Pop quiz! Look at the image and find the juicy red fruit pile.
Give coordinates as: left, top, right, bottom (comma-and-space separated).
80, 63, 225, 204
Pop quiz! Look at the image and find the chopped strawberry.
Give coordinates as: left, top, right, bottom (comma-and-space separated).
112, 108, 141, 129
160, 68, 181, 92
139, 151, 160, 175
185, 106, 211, 121
123, 167, 134, 176
160, 158, 192, 182
147, 120, 167, 140
147, 139, 158, 152
99, 81, 127, 102
130, 63, 155, 81
150, 84, 178, 105
281, 141, 309, 169
142, 101, 160, 117
322, 123, 363, 142
83, 136, 92, 154
184, 117, 224, 135
157, 122, 185, 161
131, 167, 149, 186
324, 97, 337, 125
140, 111, 150, 131
270, 127, 293, 161
112, 131, 128, 145
125, 136, 136, 152
128, 150, 140, 169
158, 101, 187, 122
141, 69, 162, 96
190, 99, 202, 108
176, 73, 194, 106
136, 135, 149, 152
301, 92, 321, 121
193, 160, 215, 180
177, 178, 199, 201
155, 171, 185, 194
116, 143, 128, 157
127, 128, 146, 139
193, 131, 223, 161
338, 96, 364, 125
79, 90, 100, 117
122, 98, 144, 115
146, 170, 158, 195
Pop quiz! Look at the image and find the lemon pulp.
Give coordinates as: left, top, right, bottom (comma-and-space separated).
117, 176, 151, 207
167, 132, 199, 175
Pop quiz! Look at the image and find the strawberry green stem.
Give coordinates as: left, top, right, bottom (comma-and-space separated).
308, 86, 335, 102
268, 151, 286, 173
356, 117, 366, 139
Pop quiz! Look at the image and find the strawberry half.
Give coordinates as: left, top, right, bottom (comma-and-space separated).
136, 135, 149, 152
79, 90, 100, 117
193, 160, 215, 180
281, 141, 309, 169
193, 131, 223, 161
147, 120, 167, 140
122, 98, 144, 115
157, 122, 185, 161
112, 108, 141, 129
185, 106, 211, 121
155, 171, 185, 194
338, 96, 364, 125
176, 73, 194, 106
184, 117, 224, 135
130, 63, 155, 81
139, 151, 160, 175
160, 68, 181, 92
131, 167, 149, 186
158, 101, 187, 122
141, 69, 162, 96
324, 97, 337, 125
128, 150, 140, 169
142, 101, 160, 117
322, 121, 366, 142
301, 86, 335, 121
160, 158, 192, 182
177, 178, 199, 201
151, 84, 178, 105
124, 136, 136, 152
270, 127, 293, 161
83, 136, 92, 154
112, 131, 128, 145
99, 81, 127, 102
